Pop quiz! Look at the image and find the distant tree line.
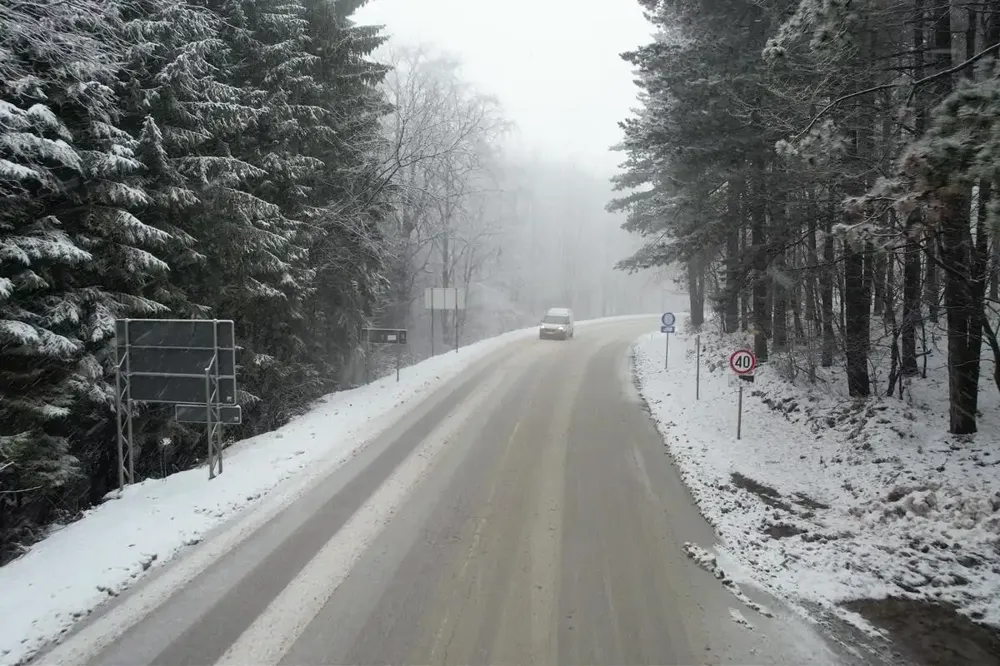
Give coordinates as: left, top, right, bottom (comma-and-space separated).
612, 0, 1000, 434
370, 47, 662, 367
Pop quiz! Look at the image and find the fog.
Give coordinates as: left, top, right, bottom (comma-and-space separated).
353, 1, 678, 365
355, 0, 651, 178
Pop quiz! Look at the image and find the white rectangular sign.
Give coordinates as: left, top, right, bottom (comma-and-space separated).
424, 287, 466, 310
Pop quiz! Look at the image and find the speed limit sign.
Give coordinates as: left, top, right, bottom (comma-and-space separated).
729, 349, 756, 375
730, 349, 756, 440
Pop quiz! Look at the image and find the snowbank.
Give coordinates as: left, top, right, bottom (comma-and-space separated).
632, 320, 1000, 632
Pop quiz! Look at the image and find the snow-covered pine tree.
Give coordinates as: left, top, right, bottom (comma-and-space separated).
293, 0, 391, 398
0, 0, 172, 550
112, 0, 268, 473
188, 0, 334, 432
613, 0, 772, 338
118, 0, 262, 313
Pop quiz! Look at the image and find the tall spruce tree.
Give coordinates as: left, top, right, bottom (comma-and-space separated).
0, 0, 173, 541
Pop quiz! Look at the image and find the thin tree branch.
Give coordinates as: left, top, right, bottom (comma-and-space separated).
794, 42, 1000, 140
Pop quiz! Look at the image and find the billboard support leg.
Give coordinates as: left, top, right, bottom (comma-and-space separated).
114, 343, 126, 492
215, 423, 222, 475
126, 397, 135, 486
213, 321, 223, 476
125, 335, 135, 485
217, 419, 223, 474
117, 319, 136, 490
206, 366, 215, 480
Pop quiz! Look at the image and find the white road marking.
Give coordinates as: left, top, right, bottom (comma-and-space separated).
35, 450, 362, 666
214, 367, 510, 666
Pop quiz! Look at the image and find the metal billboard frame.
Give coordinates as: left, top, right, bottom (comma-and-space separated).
114, 318, 239, 489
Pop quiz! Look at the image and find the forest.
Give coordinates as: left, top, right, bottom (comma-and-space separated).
612, 0, 1000, 437
0, 0, 660, 560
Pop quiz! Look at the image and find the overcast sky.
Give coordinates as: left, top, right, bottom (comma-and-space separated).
354, 0, 652, 179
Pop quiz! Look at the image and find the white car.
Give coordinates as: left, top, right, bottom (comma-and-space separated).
539, 307, 574, 340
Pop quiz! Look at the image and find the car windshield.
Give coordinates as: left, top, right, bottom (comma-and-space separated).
543, 315, 570, 324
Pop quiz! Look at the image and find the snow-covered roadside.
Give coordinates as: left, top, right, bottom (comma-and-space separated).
0, 314, 648, 666
632, 321, 1000, 634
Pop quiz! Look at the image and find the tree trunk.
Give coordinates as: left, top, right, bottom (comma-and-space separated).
772, 252, 788, 351
843, 89, 872, 397
805, 191, 818, 327
771, 186, 789, 351
901, 0, 926, 375
939, 193, 982, 434
901, 221, 922, 375
750, 156, 769, 362
821, 206, 835, 367
741, 217, 750, 332
724, 170, 742, 333
885, 246, 903, 398
925, 235, 940, 322
872, 252, 886, 317
910, 0, 940, 332
932, 2, 982, 434
439, 179, 454, 345
988, 9, 1000, 304
844, 239, 871, 397
992, 238, 1000, 303
688, 254, 706, 328
791, 235, 806, 340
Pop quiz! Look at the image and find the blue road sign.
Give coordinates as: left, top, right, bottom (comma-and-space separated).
661, 325, 675, 334
661, 312, 676, 328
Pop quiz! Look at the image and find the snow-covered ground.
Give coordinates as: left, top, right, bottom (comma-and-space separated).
0, 315, 649, 666
633, 318, 1000, 635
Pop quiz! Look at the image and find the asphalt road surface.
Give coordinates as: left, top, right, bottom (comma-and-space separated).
40, 317, 868, 666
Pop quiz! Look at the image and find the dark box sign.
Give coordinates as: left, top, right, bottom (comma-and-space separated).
175, 404, 243, 425
116, 319, 235, 350
362, 328, 407, 344
126, 347, 236, 377
129, 375, 237, 404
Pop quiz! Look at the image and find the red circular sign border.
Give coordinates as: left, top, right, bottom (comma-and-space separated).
729, 349, 757, 375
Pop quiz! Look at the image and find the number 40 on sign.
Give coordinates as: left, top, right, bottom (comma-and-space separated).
729, 349, 756, 375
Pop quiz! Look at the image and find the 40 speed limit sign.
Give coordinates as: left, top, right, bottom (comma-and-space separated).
729, 349, 756, 375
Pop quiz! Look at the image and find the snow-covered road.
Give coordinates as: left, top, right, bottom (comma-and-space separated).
2, 314, 864, 666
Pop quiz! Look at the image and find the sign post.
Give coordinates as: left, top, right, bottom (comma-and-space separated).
696, 334, 701, 400
729, 349, 757, 440
660, 312, 676, 370
424, 287, 466, 357
361, 328, 408, 384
